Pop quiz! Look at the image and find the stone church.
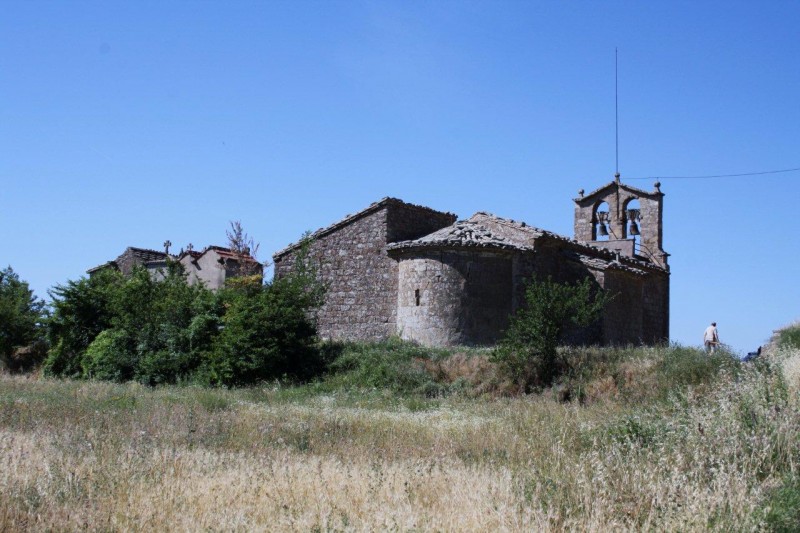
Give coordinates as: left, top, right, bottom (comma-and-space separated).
273, 175, 669, 347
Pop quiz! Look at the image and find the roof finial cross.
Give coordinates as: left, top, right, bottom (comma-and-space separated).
163, 240, 172, 255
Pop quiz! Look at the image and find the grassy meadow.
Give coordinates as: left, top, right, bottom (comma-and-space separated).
2, 342, 799, 531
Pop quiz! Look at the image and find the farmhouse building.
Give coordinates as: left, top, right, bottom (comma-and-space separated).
273, 175, 669, 347
88, 245, 262, 290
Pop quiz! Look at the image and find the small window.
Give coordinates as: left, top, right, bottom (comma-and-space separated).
415, 289, 420, 306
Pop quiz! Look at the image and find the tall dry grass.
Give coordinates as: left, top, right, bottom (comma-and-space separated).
1, 346, 798, 531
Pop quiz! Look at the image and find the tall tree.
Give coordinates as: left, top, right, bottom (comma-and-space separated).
0, 267, 46, 368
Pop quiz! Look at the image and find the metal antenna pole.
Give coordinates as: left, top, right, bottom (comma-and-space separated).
615, 48, 619, 177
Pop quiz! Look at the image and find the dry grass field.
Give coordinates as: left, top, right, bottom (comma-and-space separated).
2, 345, 799, 531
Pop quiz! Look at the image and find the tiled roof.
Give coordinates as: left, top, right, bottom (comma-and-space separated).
273, 197, 456, 259
181, 245, 261, 264
124, 247, 169, 262
387, 213, 537, 251
388, 211, 666, 274
566, 251, 648, 276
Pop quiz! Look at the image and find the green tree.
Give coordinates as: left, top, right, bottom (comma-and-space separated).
105, 263, 218, 384
0, 267, 47, 369
492, 275, 610, 391
202, 235, 325, 386
46, 263, 219, 383
45, 268, 124, 377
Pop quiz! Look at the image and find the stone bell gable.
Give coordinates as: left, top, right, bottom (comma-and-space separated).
573, 173, 668, 269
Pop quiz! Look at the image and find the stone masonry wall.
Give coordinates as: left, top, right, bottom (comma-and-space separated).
396, 250, 513, 346
273, 201, 456, 342
601, 269, 645, 345
115, 250, 146, 276
641, 274, 670, 343
274, 208, 395, 341
386, 204, 456, 243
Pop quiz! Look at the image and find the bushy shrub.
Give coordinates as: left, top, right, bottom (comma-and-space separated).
113, 265, 218, 384
201, 276, 322, 386
81, 328, 133, 381
46, 264, 221, 384
45, 269, 123, 377
0, 267, 47, 371
492, 275, 609, 392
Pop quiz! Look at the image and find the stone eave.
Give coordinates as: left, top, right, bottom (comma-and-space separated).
273, 197, 456, 261
386, 241, 528, 255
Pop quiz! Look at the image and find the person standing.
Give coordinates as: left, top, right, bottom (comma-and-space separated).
703, 322, 720, 354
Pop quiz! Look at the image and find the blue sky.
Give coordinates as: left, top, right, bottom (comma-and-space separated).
2, 1, 798, 354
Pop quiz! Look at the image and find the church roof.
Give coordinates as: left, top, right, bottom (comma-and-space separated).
387, 212, 542, 251
388, 212, 664, 274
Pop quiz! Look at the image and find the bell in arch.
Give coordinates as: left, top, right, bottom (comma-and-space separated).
598, 223, 609, 237
629, 221, 640, 236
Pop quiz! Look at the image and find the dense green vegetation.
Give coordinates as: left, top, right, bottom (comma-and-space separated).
44, 257, 322, 386
0, 266, 47, 371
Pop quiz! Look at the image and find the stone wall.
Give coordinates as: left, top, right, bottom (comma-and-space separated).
275, 208, 394, 341
601, 269, 645, 345
396, 250, 513, 346
273, 200, 456, 342
641, 274, 670, 343
181, 252, 227, 290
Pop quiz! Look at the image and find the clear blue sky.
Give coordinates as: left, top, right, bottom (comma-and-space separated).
2, 1, 798, 354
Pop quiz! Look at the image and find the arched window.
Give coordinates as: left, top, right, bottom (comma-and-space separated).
623, 198, 641, 242
593, 201, 610, 241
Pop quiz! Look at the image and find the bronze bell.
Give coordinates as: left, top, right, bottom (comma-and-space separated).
598, 223, 609, 237
629, 221, 640, 236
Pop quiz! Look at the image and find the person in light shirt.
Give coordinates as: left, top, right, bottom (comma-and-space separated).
703, 322, 720, 354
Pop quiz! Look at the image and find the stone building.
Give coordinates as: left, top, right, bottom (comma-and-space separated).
178, 246, 262, 289
273, 176, 669, 347
88, 245, 262, 290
